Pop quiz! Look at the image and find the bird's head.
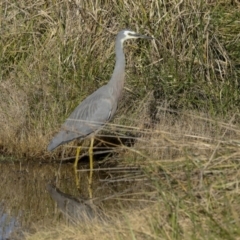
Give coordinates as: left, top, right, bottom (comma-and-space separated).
118, 29, 153, 43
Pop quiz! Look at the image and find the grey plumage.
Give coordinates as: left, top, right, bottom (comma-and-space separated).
47, 30, 152, 152
47, 30, 152, 197
47, 85, 115, 151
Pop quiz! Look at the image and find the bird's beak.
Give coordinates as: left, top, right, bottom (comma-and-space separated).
129, 33, 153, 39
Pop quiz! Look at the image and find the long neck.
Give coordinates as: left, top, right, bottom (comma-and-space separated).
108, 38, 125, 98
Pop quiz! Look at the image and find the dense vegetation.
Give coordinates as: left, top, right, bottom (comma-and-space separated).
1, 0, 240, 239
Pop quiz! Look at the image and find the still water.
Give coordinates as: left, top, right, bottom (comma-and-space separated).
0, 204, 18, 240
0, 159, 142, 238
0, 161, 91, 239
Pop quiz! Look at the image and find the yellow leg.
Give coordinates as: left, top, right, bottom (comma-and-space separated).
74, 146, 81, 190
88, 137, 94, 199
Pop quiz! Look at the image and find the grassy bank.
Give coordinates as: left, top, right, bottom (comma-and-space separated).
1, 0, 240, 159
25, 110, 240, 239
1, 0, 240, 239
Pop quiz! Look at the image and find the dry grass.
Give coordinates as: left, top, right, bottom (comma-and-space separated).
1, 0, 240, 158
1, 0, 240, 239
24, 108, 240, 239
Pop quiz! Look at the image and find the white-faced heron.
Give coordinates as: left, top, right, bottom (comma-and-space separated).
47, 29, 152, 198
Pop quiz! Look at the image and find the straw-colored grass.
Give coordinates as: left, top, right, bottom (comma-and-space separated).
24, 108, 240, 239
1, 0, 239, 159
1, 0, 240, 239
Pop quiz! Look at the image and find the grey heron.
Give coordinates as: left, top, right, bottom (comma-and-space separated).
47, 29, 152, 198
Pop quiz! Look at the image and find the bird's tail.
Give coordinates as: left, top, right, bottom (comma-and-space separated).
47, 130, 78, 151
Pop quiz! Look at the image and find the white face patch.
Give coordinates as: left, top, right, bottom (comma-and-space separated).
120, 30, 138, 44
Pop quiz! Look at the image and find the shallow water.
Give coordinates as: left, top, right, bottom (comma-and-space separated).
0, 159, 146, 238
0, 161, 78, 238
0, 204, 18, 240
